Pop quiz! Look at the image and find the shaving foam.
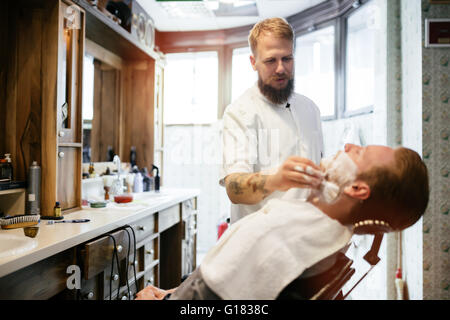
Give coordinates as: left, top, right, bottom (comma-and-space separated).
312, 152, 358, 203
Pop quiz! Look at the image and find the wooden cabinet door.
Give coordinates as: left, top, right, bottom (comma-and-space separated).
55, 0, 85, 213
58, 0, 84, 144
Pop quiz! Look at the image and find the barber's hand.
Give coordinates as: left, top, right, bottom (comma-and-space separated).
135, 285, 176, 300
267, 156, 324, 192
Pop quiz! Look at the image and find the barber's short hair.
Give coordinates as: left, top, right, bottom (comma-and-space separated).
248, 17, 294, 56
357, 147, 429, 230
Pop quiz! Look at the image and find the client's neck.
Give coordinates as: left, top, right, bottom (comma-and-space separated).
307, 194, 357, 227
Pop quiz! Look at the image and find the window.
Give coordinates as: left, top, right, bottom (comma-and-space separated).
345, 2, 378, 114
164, 51, 219, 124
231, 46, 257, 102
295, 25, 335, 118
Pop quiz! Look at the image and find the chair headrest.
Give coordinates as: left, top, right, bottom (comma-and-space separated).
353, 220, 392, 235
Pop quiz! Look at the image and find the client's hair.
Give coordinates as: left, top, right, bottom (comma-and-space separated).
357, 147, 429, 230
248, 17, 294, 56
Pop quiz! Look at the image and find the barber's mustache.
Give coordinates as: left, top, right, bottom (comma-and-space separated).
271, 73, 292, 81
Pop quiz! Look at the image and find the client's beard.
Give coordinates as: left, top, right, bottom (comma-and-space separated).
258, 76, 294, 105
311, 152, 358, 204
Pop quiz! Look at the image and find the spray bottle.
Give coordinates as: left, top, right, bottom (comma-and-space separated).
26, 161, 41, 215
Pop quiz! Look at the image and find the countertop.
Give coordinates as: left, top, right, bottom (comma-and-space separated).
0, 188, 200, 278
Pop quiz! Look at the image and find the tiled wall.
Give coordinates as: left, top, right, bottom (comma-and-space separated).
420, 0, 450, 301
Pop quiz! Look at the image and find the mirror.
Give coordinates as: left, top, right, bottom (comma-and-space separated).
82, 53, 121, 163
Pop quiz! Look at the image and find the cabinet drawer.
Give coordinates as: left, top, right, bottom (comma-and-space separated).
143, 267, 158, 288
79, 277, 100, 301
81, 229, 131, 280
121, 252, 142, 288
159, 204, 180, 232
129, 214, 156, 243
144, 238, 157, 268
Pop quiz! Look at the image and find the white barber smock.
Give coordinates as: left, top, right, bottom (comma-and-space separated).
200, 199, 353, 300
221, 83, 324, 223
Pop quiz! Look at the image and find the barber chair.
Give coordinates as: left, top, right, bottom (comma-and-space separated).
277, 220, 392, 300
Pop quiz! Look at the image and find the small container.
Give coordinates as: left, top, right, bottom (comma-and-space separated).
54, 201, 62, 217
0, 154, 13, 182
114, 194, 133, 203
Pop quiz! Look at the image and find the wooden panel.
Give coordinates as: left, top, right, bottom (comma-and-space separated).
41, 0, 61, 217
91, 60, 120, 162
158, 204, 180, 232
57, 146, 81, 211
155, 26, 250, 52
121, 60, 155, 169
159, 222, 182, 290
0, 189, 26, 215
0, 248, 76, 300
81, 229, 130, 280
0, 1, 9, 156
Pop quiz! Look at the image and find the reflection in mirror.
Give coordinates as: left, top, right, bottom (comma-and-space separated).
82, 54, 94, 163
82, 54, 120, 163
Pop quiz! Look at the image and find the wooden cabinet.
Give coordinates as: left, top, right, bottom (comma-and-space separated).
0, 195, 198, 300
0, 0, 85, 216
78, 213, 158, 300
1, 0, 164, 217
55, 1, 85, 213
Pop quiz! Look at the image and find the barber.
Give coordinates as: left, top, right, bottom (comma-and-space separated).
221, 17, 324, 223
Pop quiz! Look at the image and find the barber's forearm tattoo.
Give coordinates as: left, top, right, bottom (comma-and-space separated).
227, 173, 271, 201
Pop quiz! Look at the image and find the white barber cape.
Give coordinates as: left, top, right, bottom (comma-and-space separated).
200, 199, 353, 300
221, 83, 324, 223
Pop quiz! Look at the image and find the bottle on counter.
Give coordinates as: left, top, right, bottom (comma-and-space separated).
133, 168, 143, 193
88, 162, 95, 178
26, 161, 41, 215
0, 154, 13, 182
54, 201, 62, 217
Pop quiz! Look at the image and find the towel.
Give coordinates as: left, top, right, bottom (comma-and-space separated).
200, 199, 352, 300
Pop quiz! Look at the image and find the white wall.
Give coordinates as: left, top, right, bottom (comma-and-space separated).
400, 0, 423, 300
162, 123, 231, 259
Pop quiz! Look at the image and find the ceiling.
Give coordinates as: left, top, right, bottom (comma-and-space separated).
136, 0, 328, 32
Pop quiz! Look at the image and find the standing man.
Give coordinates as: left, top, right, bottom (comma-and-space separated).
221, 17, 325, 223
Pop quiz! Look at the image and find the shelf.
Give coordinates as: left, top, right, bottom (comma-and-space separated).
58, 142, 83, 148
0, 188, 26, 196
74, 0, 160, 61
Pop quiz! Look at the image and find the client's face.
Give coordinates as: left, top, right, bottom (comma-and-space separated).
315, 144, 395, 204
343, 144, 395, 174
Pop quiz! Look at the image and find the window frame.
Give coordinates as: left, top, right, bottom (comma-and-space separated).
341, 2, 375, 118
295, 19, 338, 121
291, 0, 375, 121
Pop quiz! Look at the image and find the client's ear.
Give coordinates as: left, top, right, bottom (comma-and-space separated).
343, 181, 370, 200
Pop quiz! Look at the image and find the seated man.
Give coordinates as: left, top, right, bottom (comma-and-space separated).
136, 144, 429, 300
